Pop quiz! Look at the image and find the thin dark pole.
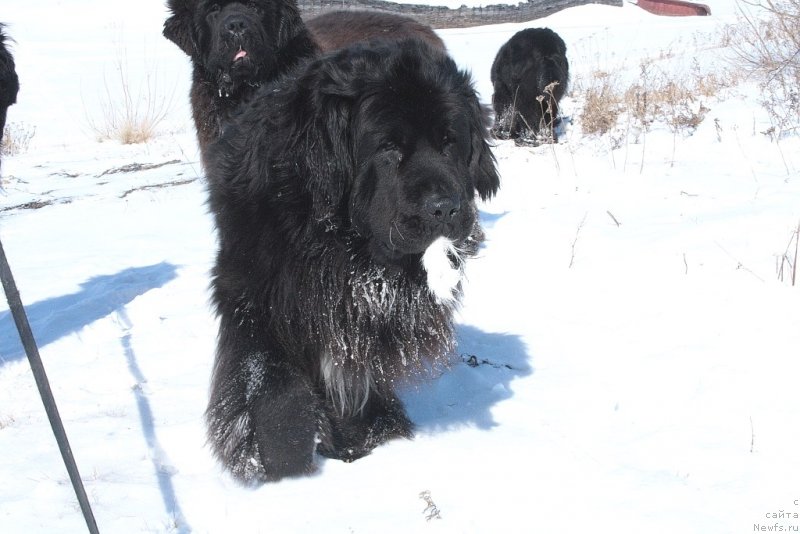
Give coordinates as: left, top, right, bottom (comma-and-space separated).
0, 237, 99, 534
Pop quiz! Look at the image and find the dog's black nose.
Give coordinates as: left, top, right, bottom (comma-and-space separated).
425, 194, 461, 221
225, 16, 248, 37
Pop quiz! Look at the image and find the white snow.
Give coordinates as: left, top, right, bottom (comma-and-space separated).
2, 1, 799, 533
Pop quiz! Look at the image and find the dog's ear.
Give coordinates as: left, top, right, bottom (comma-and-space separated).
163, 0, 197, 58
274, 1, 310, 49
468, 99, 501, 201
284, 59, 359, 223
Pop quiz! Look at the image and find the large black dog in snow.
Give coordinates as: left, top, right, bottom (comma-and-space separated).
163, 0, 318, 163
204, 39, 499, 483
1, 24, 20, 158
490, 27, 569, 143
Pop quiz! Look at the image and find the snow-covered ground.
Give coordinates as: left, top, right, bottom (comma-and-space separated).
2, 1, 799, 532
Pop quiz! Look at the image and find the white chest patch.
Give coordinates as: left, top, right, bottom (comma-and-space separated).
421, 237, 463, 305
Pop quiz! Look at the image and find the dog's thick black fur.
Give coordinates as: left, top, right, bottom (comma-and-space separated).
205, 39, 500, 483
305, 10, 445, 52
163, 0, 318, 164
490, 27, 569, 142
0, 23, 20, 159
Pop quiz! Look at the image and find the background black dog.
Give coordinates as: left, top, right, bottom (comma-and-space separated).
0, 23, 20, 164
490, 27, 569, 143
305, 10, 445, 52
204, 39, 499, 483
163, 0, 318, 164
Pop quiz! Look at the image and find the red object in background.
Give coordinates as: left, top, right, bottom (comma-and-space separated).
636, 0, 711, 16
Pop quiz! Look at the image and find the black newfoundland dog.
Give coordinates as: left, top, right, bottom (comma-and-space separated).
305, 10, 445, 52
204, 39, 500, 483
1, 23, 19, 157
490, 27, 569, 143
163, 0, 319, 163
163, 1, 444, 164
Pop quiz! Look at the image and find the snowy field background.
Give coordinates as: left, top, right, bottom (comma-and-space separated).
2, 1, 799, 532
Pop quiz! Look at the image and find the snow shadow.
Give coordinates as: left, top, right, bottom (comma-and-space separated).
118, 315, 190, 533
0, 262, 178, 365
402, 324, 532, 432
479, 210, 509, 230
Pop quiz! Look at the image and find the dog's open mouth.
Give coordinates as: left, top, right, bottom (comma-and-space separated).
233, 48, 248, 63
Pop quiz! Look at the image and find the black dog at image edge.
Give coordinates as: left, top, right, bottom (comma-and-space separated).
204, 39, 500, 483
1, 23, 20, 166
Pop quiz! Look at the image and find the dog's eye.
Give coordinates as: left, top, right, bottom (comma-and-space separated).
248, 1, 262, 13
209, 3, 221, 13
441, 134, 456, 155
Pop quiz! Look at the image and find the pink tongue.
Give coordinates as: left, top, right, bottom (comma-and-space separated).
234, 49, 247, 61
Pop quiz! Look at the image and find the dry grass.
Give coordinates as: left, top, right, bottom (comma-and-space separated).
418, 491, 442, 521
578, 70, 625, 137
576, 58, 735, 150
493, 81, 562, 146
534, 81, 562, 143
84, 44, 174, 145
732, 0, 800, 79
689, 59, 740, 99
730, 0, 800, 138
777, 221, 800, 286
1, 122, 36, 157
0, 414, 15, 429
570, 52, 743, 171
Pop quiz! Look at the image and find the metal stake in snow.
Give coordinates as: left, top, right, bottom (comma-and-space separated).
0, 238, 99, 534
